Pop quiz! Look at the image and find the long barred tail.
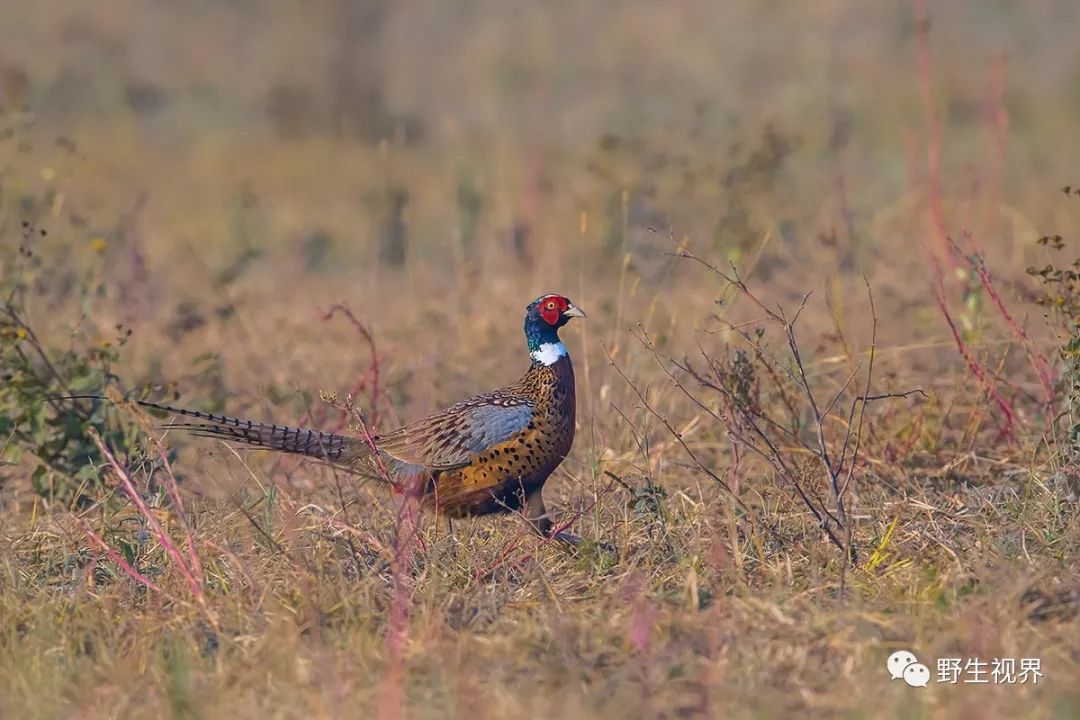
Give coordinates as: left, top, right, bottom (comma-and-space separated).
138, 400, 367, 464
68, 396, 368, 465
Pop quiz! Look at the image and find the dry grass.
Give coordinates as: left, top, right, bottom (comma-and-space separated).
1, 1, 1080, 718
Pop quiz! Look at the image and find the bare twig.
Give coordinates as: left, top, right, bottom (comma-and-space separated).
607, 342, 797, 552
860, 390, 927, 402
654, 247, 921, 566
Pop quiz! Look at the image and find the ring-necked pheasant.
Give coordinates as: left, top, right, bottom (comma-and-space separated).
98, 294, 587, 542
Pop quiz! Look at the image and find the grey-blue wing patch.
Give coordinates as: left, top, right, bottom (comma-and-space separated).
454, 402, 534, 456
375, 400, 534, 470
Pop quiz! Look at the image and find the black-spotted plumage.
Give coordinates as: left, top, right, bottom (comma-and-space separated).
112, 294, 586, 540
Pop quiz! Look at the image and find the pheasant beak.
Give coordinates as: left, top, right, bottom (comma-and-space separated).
562, 304, 587, 320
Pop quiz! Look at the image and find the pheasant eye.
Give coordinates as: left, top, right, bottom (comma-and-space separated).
546, 302, 556, 310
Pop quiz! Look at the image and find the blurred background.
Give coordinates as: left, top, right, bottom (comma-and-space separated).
0, 0, 1077, 443
2, 3, 1079, 717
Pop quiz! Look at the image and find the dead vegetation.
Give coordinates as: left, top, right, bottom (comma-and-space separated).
2, 2, 1080, 718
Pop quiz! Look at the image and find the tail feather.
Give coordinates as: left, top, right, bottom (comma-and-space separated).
66, 396, 366, 464
137, 400, 365, 463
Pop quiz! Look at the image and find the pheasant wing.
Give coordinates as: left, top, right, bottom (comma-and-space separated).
376, 395, 533, 470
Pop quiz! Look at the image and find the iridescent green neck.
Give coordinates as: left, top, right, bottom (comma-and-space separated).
524, 313, 566, 365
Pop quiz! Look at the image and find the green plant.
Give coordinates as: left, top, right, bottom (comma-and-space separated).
0, 219, 137, 504
1028, 220, 1080, 460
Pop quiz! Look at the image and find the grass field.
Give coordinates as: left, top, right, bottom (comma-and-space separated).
1, 1, 1079, 717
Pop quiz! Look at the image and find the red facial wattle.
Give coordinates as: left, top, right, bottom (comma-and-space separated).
537, 295, 569, 325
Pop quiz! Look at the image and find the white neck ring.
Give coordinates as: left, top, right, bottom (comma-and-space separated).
530, 342, 567, 366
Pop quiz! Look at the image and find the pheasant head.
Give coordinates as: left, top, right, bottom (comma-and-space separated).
524, 293, 586, 365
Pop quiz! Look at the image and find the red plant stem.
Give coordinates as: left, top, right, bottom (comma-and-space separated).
89, 428, 203, 598
932, 274, 1016, 438
321, 304, 382, 427
960, 240, 1055, 408
153, 437, 204, 587
355, 413, 398, 492
81, 521, 162, 594
265, 304, 383, 478
348, 408, 422, 720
